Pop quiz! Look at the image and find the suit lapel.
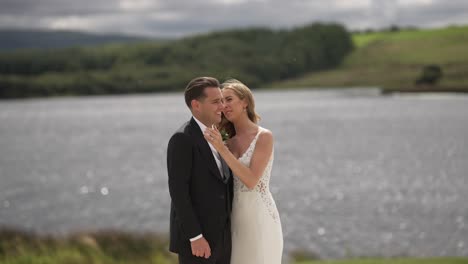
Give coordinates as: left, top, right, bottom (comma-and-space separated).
189, 118, 224, 182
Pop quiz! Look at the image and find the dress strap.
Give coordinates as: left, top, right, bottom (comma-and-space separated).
257, 126, 263, 136
251, 127, 263, 145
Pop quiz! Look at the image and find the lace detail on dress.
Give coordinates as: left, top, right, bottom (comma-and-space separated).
233, 128, 280, 222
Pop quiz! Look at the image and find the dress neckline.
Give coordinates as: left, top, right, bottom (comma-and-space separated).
237, 127, 262, 160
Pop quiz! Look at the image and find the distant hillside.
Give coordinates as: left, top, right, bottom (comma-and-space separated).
272, 25, 468, 92
0, 29, 152, 51
0, 23, 353, 99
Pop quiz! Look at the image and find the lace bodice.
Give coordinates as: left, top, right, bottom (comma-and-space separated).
233, 127, 279, 221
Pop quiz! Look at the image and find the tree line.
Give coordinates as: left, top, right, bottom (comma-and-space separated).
0, 23, 353, 98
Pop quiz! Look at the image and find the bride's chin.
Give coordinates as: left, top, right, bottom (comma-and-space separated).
223, 114, 232, 122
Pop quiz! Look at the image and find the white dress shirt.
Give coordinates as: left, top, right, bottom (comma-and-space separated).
190, 116, 223, 242
193, 116, 223, 175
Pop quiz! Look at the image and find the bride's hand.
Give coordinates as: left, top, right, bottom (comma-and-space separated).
204, 126, 224, 151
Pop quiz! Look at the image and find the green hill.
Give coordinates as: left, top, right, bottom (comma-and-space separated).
0, 23, 353, 99
271, 26, 468, 92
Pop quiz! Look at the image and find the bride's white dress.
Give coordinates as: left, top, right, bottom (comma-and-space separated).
230, 127, 283, 264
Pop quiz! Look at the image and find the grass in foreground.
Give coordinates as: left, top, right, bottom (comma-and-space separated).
271, 25, 468, 91
1, 228, 467, 264
0, 228, 177, 264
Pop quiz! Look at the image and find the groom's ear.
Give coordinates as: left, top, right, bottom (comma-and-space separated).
191, 99, 200, 112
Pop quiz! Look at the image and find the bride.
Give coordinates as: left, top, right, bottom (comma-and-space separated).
204, 79, 283, 264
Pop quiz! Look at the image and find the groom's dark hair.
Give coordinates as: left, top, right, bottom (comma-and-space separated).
184, 77, 220, 109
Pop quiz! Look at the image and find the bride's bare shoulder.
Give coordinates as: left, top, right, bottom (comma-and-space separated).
257, 127, 274, 144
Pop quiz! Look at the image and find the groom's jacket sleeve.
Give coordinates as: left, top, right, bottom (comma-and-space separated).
167, 132, 202, 240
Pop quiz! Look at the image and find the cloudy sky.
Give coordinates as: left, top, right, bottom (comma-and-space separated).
1, 0, 468, 37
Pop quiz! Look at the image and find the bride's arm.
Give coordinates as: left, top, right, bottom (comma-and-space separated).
205, 128, 273, 190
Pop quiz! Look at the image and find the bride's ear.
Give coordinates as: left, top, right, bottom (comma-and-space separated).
241, 99, 248, 110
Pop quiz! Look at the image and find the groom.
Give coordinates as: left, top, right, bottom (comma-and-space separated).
167, 77, 233, 264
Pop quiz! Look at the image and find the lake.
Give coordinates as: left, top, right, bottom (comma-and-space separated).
1, 88, 467, 258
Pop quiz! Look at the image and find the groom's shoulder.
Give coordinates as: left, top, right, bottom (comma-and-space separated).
168, 121, 192, 142
174, 121, 191, 134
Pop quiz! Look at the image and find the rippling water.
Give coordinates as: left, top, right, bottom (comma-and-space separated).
1, 89, 467, 258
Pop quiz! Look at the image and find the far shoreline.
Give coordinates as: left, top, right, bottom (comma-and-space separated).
2, 85, 468, 101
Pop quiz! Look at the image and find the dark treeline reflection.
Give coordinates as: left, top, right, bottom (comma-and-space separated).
0, 23, 352, 99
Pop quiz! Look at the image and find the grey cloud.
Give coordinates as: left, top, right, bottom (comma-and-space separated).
391, 0, 468, 28
0, 0, 467, 37
0, 0, 119, 16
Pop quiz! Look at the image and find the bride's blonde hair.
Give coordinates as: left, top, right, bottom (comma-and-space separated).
220, 79, 261, 138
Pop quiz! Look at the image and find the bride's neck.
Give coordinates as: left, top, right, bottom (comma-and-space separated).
233, 115, 257, 136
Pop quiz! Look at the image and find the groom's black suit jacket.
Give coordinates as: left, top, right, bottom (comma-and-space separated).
167, 118, 233, 257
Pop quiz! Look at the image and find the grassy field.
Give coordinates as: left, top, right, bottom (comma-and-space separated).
1, 228, 467, 264
270, 26, 468, 91
0, 228, 177, 264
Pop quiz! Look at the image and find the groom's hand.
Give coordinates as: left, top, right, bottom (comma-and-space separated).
190, 237, 211, 258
